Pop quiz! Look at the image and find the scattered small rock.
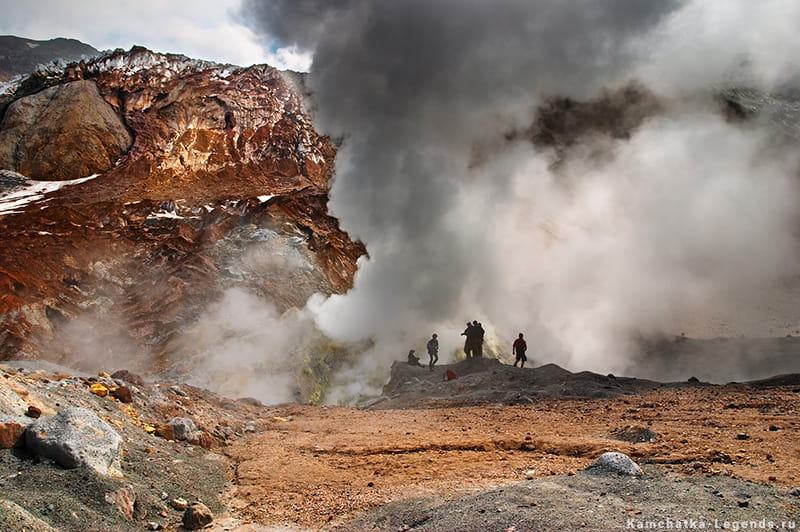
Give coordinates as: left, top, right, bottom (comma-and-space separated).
737, 500, 749, 508
182, 502, 213, 530
768, 425, 779, 431
236, 397, 263, 407
611, 426, 659, 443
154, 424, 176, 441
584, 452, 643, 476
687, 376, 700, 383
110, 370, 144, 387
735, 433, 750, 440
169, 497, 188, 511
789, 487, 800, 497
169, 417, 197, 441
146, 522, 163, 531
186, 430, 213, 449
169, 386, 188, 397
25, 405, 42, 419
110, 386, 133, 403
104, 485, 136, 520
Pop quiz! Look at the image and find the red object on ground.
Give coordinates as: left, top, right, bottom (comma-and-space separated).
445, 370, 457, 381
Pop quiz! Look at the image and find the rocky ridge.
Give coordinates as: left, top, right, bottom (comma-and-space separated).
0, 46, 365, 380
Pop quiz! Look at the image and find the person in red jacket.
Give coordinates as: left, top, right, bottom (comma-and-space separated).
512, 333, 527, 368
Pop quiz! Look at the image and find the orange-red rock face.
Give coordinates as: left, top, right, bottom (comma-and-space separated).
0, 47, 364, 367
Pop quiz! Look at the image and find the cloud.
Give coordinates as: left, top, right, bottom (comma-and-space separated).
0, 0, 270, 66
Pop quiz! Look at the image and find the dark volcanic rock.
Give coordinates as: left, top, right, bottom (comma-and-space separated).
0, 36, 99, 82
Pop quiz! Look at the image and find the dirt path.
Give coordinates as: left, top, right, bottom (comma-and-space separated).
224, 385, 800, 529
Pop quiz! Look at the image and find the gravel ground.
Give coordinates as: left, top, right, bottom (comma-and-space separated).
333, 466, 800, 531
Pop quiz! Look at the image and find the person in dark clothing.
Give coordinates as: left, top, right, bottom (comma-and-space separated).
426, 333, 439, 371
407, 349, 425, 367
512, 332, 527, 368
461, 322, 474, 357
475, 321, 485, 357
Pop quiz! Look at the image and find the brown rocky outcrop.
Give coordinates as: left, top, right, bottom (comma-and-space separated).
0, 47, 365, 370
0, 79, 133, 180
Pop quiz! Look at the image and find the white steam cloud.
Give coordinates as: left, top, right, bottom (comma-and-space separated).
233, 0, 800, 393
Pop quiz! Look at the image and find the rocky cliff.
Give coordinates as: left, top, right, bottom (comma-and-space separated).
0, 46, 365, 376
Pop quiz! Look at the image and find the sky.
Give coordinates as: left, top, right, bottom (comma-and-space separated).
0, 0, 312, 70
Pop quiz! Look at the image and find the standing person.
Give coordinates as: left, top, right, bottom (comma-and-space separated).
426, 333, 439, 371
461, 322, 474, 357
512, 333, 527, 368
475, 322, 485, 358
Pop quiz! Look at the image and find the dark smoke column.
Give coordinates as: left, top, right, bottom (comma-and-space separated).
239, 0, 684, 343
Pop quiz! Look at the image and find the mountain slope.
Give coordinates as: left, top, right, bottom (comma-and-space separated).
0, 35, 99, 81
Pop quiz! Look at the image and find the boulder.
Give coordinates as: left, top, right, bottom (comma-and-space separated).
169, 417, 197, 441
111, 370, 145, 387
584, 451, 643, 476
182, 502, 213, 530
0, 416, 28, 448
25, 407, 123, 475
0, 80, 132, 180
111, 386, 133, 403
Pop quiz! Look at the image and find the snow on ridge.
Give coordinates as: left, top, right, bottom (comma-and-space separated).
86, 48, 234, 82
0, 174, 99, 217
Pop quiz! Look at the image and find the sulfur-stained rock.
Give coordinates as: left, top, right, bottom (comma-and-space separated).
90, 383, 109, 397
25, 407, 123, 475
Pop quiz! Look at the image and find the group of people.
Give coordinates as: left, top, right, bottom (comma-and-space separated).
461, 320, 485, 357
406, 325, 529, 369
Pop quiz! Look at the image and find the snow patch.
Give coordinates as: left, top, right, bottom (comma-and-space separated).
257, 195, 273, 203
0, 174, 99, 217
146, 211, 185, 220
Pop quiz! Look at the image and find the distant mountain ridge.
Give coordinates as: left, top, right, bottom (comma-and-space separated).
0, 35, 99, 81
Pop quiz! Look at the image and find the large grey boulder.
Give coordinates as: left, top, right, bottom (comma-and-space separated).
24, 407, 123, 475
584, 451, 643, 476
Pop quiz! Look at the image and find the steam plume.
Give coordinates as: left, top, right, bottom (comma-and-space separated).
241, 0, 800, 386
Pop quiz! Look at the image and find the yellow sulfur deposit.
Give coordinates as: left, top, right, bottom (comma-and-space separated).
89, 383, 109, 397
